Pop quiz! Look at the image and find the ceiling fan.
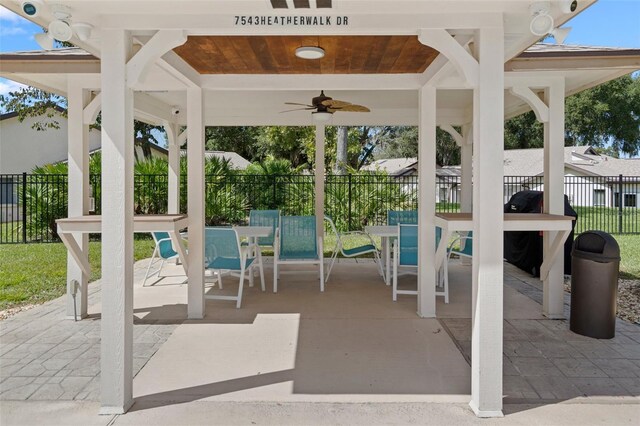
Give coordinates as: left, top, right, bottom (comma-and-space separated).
281, 91, 370, 121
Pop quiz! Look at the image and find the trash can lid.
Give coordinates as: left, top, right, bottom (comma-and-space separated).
572, 230, 621, 262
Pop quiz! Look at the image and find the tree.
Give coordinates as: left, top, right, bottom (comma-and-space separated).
0, 87, 67, 131
504, 111, 543, 150
565, 75, 640, 156
504, 74, 640, 156
255, 126, 316, 168
205, 126, 260, 161
334, 126, 349, 174
373, 126, 461, 166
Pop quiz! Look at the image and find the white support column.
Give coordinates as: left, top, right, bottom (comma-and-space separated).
417, 85, 437, 318
460, 124, 473, 267
164, 122, 180, 214
470, 25, 504, 418
187, 87, 205, 319
542, 79, 566, 319
460, 124, 473, 214
315, 124, 325, 237
100, 29, 134, 415
66, 84, 91, 320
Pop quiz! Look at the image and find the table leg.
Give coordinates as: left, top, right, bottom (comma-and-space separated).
385, 237, 391, 286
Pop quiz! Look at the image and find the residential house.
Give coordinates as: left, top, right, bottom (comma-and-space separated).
367, 146, 640, 207
504, 146, 640, 207
362, 158, 462, 203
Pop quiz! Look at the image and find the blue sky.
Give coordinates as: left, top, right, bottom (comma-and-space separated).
0, 0, 639, 96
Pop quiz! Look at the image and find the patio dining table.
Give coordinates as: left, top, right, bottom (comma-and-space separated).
363, 225, 398, 285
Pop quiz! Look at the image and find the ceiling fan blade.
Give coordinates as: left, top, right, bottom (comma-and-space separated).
280, 107, 316, 113
335, 104, 371, 112
321, 99, 351, 108
285, 102, 315, 108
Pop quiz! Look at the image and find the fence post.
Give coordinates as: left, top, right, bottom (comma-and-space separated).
347, 174, 353, 231
21, 172, 27, 244
272, 175, 277, 209
618, 174, 623, 234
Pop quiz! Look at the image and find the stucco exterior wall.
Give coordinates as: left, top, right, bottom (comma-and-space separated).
0, 112, 101, 174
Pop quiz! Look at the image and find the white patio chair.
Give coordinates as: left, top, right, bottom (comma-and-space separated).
324, 216, 384, 282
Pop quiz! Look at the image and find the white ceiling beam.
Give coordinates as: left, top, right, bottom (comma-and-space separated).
200, 73, 421, 91
134, 93, 176, 124
505, 72, 566, 88
419, 29, 479, 87
157, 51, 202, 88
127, 30, 188, 87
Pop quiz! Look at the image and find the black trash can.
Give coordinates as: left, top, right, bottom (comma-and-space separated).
570, 231, 621, 339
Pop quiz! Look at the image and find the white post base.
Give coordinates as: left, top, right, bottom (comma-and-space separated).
99, 400, 134, 416
469, 401, 504, 418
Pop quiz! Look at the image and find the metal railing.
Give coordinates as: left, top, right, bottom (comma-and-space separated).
1, 173, 638, 243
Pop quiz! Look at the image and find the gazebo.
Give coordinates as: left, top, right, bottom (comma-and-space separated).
1, 0, 639, 418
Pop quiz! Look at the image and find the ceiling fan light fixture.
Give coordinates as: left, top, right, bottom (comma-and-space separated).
48, 19, 73, 42
312, 111, 333, 122
295, 46, 325, 60
529, 2, 554, 36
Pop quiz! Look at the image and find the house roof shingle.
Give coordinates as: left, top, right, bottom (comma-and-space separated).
504, 146, 640, 177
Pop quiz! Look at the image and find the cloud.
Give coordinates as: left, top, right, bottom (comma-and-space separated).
0, 6, 24, 23
0, 26, 27, 36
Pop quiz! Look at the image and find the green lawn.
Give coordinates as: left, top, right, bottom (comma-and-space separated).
0, 239, 155, 310
1, 234, 638, 311
616, 235, 640, 280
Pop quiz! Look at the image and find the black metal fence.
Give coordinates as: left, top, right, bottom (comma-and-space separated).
1, 173, 638, 243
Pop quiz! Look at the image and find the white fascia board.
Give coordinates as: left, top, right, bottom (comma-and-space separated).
200, 73, 421, 91
0, 61, 100, 74
507, 57, 640, 72
504, 71, 567, 89
100, 13, 503, 34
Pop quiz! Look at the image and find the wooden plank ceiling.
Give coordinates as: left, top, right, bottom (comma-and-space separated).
173, 36, 439, 74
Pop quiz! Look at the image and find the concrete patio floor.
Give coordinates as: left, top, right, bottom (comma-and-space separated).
1, 257, 639, 425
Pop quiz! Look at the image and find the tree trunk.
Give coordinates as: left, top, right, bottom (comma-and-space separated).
335, 126, 348, 174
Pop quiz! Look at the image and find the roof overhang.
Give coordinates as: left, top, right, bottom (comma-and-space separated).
2, 0, 638, 126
